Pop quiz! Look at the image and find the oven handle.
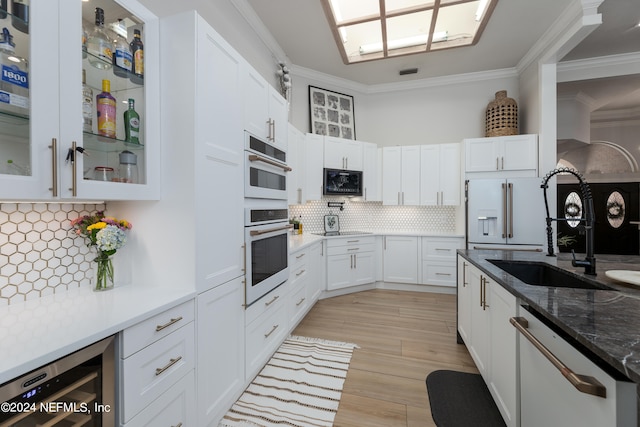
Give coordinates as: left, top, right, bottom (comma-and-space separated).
250, 224, 293, 236
248, 154, 292, 172
510, 316, 607, 398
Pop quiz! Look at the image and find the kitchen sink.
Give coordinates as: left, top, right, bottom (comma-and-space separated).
487, 260, 615, 291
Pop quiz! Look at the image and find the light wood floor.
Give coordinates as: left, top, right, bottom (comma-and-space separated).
292, 289, 479, 427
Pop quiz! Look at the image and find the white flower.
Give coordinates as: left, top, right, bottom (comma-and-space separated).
95, 225, 127, 252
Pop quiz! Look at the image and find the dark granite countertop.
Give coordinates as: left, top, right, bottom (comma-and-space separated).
458, 249, 640, 384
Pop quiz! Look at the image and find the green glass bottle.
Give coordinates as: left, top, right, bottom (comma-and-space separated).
123, 98, 140, 144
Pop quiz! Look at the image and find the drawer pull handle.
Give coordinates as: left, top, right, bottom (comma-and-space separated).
171, 423, 183, 427
155, 316, 183, 332
296, 269, 306, 277
347, 240, 360, 243
265, 295, 279, 306
296, 297, 306, 306
265, 324, 279, 338
296, 253, 306, 259
155, 356, 183, 376
436, 272, 451, 276
347, 247, 360, 251
510, 317, 607, 398
435, 248, 450, 251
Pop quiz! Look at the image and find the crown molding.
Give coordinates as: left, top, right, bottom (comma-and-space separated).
291, 64, 518, 95
557, 52, 640, 82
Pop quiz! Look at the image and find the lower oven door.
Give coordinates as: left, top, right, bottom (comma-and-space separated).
245, 221, 291, 307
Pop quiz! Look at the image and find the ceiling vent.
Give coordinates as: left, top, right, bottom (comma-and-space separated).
399, 68, 418, 75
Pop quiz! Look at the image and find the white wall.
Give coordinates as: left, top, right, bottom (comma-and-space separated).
289, 71, 520, 146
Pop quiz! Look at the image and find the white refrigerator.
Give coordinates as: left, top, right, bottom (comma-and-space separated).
466, 178, 547, 250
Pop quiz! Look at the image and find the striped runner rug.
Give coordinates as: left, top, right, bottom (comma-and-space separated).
219, 335, 359, 427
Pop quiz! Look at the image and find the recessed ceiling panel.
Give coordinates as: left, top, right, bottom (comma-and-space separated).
330, 0, 380, 23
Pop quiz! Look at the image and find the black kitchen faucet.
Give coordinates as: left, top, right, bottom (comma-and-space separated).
541, 167, 596, 275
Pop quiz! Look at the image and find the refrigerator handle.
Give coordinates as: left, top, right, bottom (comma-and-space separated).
508, 183, 514, 238
502, 183, 507, 238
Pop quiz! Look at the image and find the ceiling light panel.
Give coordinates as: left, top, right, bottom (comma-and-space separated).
322, 0, 498, 64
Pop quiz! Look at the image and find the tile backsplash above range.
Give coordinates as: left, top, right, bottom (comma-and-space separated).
0, 203, 106, 306
289, 199, 456, 234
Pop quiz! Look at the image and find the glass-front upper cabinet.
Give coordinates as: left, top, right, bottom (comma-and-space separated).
0, 0, 159, 200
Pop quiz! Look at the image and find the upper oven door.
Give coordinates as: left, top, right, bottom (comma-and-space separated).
245, 133, 290, 200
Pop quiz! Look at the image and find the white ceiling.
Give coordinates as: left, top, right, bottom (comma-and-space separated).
247, 0, 640, 112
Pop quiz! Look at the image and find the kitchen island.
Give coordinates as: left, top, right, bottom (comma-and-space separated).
458, 249, 640, 384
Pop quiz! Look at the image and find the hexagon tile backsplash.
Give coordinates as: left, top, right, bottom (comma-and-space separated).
0, 203, 106, 306
288, 199, 457, 233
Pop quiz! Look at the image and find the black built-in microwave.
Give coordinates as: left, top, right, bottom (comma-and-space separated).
323, 168, 363, 196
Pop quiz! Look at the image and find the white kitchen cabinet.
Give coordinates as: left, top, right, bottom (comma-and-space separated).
160, 11, 245, 292
245, 289, 289, 380
324, 136, 363, 171
0, 0, 160, 201
123, 370, 195, 427
288, 247, 311, 327
287, 124, 305, 205
421, 237, 464, 286
308, 240, 325, 301
196, 277, 245, 427
457, 257, 472, 344
326, 236, 375, 291
382, 145, 420, 205
457, 256, 518, 427
420, 143, 461, 206
518, 307, 636, 427
119, 302, 195, 425
243, 66, 288, 150
304, 133, 324, 200
361, 142, 380, 201
383, 235, 419, 284
465, 134, 538, 174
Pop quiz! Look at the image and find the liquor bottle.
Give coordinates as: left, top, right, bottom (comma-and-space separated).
112, 20, 131, 78
87, 7, 113, 69
123, 98, 140, 144
11, 0, 28, 34
129, 29, 143, 83
82, 69, 93, 133
96, 79, 116, 138
0, 27, 28, 115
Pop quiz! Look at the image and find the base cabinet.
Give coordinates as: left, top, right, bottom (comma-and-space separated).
421, 237, 464, 286
326, 236, 375, 291
457, 255, 518, 427
196, 277, 245, 426
119, 301, 195, 425
383, 236, 418, 283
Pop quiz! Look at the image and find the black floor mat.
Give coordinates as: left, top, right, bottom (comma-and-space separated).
426, 370, 507, 427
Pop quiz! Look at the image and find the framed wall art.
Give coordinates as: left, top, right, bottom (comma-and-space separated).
309, 86, 356, 139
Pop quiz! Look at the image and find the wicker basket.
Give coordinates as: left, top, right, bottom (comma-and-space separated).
485, 90, 518, 137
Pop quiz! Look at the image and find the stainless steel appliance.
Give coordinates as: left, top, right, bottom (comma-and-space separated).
466, 178, 546, 250
244, 200, 291, 306
244, 132, 290, 200
323, 168, 362, 196
0, 336, 115, 426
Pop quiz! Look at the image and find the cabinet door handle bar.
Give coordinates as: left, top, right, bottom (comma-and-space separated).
155, 316, 183, 332
49, 138, 58, 197
155, 356, 182, 376
510, 316, 607, 398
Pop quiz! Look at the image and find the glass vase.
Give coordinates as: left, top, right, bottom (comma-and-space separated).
93, 253, 114, 291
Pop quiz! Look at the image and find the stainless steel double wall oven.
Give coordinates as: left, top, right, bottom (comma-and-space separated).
243, 132, 291, 307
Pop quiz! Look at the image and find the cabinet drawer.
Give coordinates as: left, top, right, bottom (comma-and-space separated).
245, 283, 288, 325
121, 322, 195, 423
288, 280, 309, 327
290, 248, 309, 270
422, 237, 464, 260
121, 300, 195, 358
123, 370, 195, 427
246, 304, 288, 380
422, 261, 457, 287
326, 236, 375, 248
289, 261, 308, 288
327, 242, 374, 256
